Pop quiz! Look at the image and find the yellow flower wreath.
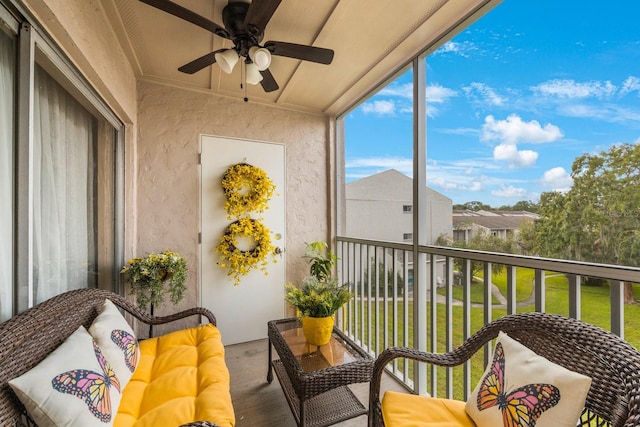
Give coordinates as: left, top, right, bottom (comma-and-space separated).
216, 217, 276, 286
221, 163, 275, 219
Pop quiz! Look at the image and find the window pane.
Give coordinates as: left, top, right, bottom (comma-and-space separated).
32, 65, 117, 304
425, 0, 640, 269
343, 68, 414, 243
0, 26, 15, 321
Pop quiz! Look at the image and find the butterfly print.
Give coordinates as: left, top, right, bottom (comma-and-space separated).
52, 340, 121, 423
477, 341, 561, 427
111, 329, 139, 372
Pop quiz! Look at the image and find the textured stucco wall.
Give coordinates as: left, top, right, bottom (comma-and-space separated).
136, 80, 330, 317
21, 0, 137, 122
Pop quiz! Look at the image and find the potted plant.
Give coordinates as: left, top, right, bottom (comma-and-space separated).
284, 242, 353, 346
121, 250, 187, 312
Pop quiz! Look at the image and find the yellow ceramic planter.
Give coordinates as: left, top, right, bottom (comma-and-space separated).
301, 316, 334, 346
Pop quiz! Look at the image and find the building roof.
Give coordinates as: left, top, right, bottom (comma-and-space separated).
346, 169, 452, 203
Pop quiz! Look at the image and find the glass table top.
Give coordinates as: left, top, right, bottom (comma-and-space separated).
275, 320, 362, 373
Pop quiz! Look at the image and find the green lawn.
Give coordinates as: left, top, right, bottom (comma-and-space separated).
436, 279, 500, 305
347, 268, 640, 400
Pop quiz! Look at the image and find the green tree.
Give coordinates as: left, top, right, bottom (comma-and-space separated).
514, 219, 536, 255
444, 229, 512, 278
534, 143, 640, 302
497, 200, 540, 213
452, 201, 492, 211
363, 258, 405, 297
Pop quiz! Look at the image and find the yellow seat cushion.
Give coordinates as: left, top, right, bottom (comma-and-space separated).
115, 324, 234, 427
382, 391, 476, 427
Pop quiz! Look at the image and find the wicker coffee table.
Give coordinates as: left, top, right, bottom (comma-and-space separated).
267, 318, 374, 427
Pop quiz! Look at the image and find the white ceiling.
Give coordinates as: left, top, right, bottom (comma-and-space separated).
103, 0, 500, 115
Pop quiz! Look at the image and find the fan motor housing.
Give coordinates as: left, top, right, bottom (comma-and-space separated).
223, 1, 263, 54
223, 2, 248, 37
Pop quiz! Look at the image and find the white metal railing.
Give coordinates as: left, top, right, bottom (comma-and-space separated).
335, 236, 640, 399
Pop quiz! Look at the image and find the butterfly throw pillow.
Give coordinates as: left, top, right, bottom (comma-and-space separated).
89, 299, 139, 388
465, 331, 592, 427
9, 326, 121, 426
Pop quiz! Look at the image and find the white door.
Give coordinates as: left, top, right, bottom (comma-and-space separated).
200, 135, 285, 345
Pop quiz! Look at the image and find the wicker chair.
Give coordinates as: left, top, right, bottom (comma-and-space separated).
369, 312, 640, 427
0, 288, 217, 426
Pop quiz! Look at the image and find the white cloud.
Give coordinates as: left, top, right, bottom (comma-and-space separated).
370, 83, 457, 117
362, 100, 396, 116
434, 41, 477, 58
531, 79, 617, 98
540, 167, 573, 191
463, 82, 506, 106
427, 84, 458, 103
437, 127, 481, 138
481, 114, 563, 145
468, 181, 484, 191
430, 176, 459, 190
380, 83, 413, 99
491, 185, 528, 198
558, 103, 640, 122
425, 159, 505, 193
429, 176, 485, 192
345, 156, 413, 176
426, 84, 458, 117
493, 143, 538, 168
620, 76, 640, 96
481, 115, 560, 168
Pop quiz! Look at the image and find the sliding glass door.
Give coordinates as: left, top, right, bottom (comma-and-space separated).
0, 0, 123, 317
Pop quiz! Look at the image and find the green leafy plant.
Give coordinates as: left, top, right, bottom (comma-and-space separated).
121, 250, 187, 310
284, 242, 353, 318
285, 279, 353, 317
305, 241, 338, 282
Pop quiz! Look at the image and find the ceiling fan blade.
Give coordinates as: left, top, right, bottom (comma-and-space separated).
178, 50, 224, 74
139, 0, 230, 38
264, 41, 334, 65
244, 0, 282, 36
259, 68, 279, 92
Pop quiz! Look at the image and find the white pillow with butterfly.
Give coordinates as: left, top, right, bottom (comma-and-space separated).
465, 331, 592, 427
88, 299, 139, 388
9, 326, 121, 426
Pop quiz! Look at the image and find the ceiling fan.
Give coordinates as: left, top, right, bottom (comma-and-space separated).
139, 0, 335, 93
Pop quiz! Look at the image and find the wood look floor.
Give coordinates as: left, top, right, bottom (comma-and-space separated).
225, 339, 407, 427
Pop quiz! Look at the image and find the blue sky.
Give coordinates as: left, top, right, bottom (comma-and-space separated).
344, 0, 640, 207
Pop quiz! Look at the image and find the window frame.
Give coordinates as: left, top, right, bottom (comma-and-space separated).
335, 0, 501, 398
7, 3, 125, 313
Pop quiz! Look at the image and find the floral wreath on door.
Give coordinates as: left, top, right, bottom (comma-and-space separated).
216, 162, 277, 286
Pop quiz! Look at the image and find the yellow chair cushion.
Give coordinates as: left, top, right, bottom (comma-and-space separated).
382, 391, 476, 427
115, 324, 234, 427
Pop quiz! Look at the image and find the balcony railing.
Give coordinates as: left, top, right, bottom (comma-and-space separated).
335, 236, 640, 400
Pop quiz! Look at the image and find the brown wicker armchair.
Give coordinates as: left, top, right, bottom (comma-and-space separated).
369, 312, 640, 427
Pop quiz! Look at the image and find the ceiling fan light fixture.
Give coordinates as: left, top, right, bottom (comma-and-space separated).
248, 46, 272, 71
245, 62, 264, 85
215, 49, 239, 74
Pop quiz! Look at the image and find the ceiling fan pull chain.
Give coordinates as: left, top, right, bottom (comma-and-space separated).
242, 59, 249, 103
